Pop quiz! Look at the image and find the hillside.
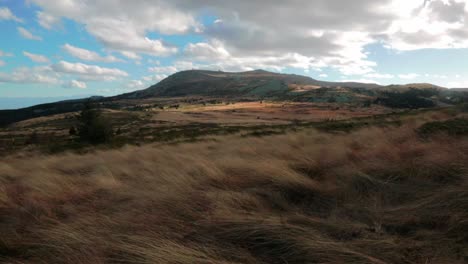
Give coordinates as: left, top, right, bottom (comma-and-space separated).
1, 69, 466, 127
1, 107, 468, 263
118, 70, 382, 99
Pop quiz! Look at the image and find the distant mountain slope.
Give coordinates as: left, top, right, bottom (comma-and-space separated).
117, 70, 382, 99
1, 69, 461, 127
0, 95, 94, 110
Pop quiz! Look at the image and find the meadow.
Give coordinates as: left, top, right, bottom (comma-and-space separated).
1, 106, 467, 263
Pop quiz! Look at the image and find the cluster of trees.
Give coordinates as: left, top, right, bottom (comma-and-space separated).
376, 89, 437, 109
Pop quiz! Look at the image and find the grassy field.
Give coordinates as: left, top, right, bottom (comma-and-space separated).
1, 106, 468, 263
0, 101, 392, 154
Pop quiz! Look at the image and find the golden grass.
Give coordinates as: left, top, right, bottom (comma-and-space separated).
1, 119, 468, 263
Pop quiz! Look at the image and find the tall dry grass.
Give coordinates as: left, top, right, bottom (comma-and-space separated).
1, 121, 468, 263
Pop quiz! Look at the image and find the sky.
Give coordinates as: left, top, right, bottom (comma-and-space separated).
1, 0, 468, 100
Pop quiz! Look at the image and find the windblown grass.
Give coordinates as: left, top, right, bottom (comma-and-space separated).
1, 118, 468, 263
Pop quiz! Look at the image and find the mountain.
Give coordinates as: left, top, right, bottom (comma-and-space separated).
0, 69, 461, 127
117, 70, 382, 99
0, 95, 95, 110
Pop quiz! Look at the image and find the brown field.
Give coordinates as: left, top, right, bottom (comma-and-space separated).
149, 102, 389, 126
0, 101, 392, 153
1, 107, 468, 263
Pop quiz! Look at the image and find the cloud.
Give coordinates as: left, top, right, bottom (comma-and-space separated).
36, 11, 60, 29
364, 73, 395, 79
0, 7, 23, 22
0, 66, 59, 84
446, 80, 468, 88
184, 41, 230, 60
17, 27, 42, 41
319, 74, 328, 78
148, 66, 179, 75
30, 0, 193, 56
51, 61, 128, 78
87, 19, 178, 56
0, 60, 4, 67
120, 51, 141, 60
0, 50, 13, 57
63, 80, 87, 89
384, 0, 468, 50
126, 80, 146, 90
23, 51, 50, 63
62, 44, 122, 63
27, 0, 468, 76
130, 74, 168, 91
398, 73, 420, 79
341, 78, 381, 84
142, 74, 168, 83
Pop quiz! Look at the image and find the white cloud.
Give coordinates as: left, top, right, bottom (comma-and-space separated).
398, 73, 420, 80
30, 0, 194, 56
319, 73, 328, 78
446, 80, 468, 88
62, 44, 122, 63
341, 78, 380, 84
24, 1, 468, 78
0, 50, 13, 57
23, 51, 50, 63
184, 41, 230, 60
51, 61, 128, 78
148, 66, 178, 75
36, 11, 60, 30
143, 74, 168, 82
88, 20, 178, 56
64, 80, 87, 89
120, 51, 141, 60
385, 0, 468, 50
0, 66, 59, 84
0, 7, 23, 22
126, 80, 146, 90
365, 73, 395, 79
0, 60, 4, 67
130, 74, 168, 91
17, 27, 42, 41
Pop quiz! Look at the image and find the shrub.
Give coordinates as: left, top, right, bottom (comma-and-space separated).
376, 89, 436, 109
26, 131, 39, 145
77, 102, 113, 144
418, 118, 468, 136
69, 126, 77, 136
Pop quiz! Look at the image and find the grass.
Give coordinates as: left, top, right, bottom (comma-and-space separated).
0, 108, 437, 154
1, 109, 468, 263
418, 118, 468, 136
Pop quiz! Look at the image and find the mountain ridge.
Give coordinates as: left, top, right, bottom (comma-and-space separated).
116, 69, 385, 99
1, 69, 462, 127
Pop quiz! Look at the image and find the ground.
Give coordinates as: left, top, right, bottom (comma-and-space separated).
0, 100, 391, 153
1, 101, 468, 263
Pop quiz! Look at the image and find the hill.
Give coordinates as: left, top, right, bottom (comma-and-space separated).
1, 69, 466, 127
117, 69, 382, 99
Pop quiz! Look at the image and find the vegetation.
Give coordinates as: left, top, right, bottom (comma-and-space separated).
1, 110, 468, 263
418, 118, 468, 136
77, 102, 113, 144
376, 89, 437, 109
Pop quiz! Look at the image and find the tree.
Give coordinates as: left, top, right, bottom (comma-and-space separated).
77, 102, 113, 144
376, 90, 436, 109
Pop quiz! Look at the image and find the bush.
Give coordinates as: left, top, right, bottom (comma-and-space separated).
69, 126, 77, 136
26, 131, 39, 145
77, 102, 113, 144
418, 118, 468, 136
376, 89, 436, 109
